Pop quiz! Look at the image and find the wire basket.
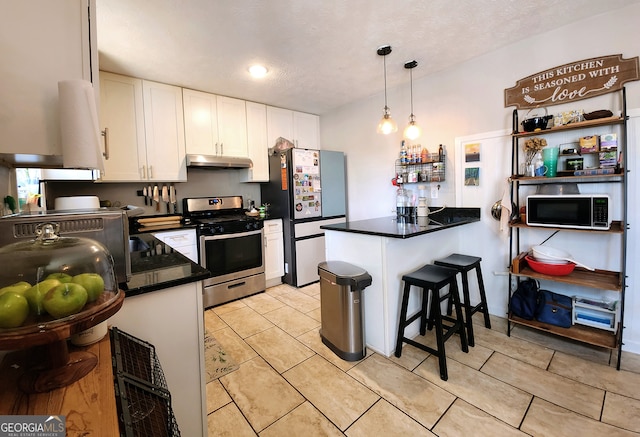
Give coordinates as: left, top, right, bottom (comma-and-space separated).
110, 327, 180, 437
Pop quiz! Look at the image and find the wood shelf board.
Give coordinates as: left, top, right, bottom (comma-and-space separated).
509, 220, 625, 234
511, 263, 622, 291
513, 116, 624, 138
509, 314, 619, 349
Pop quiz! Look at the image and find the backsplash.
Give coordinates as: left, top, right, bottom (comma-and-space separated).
44, 167, 263, 215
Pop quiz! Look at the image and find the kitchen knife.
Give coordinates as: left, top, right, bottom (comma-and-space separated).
162, 185, 169, 213
148, 185, 152, 207
142, 186, 148, 205
153, 185, 159, 212
169, 185, 177, 214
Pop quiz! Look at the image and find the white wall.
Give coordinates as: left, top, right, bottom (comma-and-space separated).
320, 4, 640, 353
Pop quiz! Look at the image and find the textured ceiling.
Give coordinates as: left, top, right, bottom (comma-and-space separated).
97, 0, 640, 115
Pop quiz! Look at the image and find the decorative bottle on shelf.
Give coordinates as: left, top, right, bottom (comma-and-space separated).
421, 146, 428, 163
400, 141, 408, 165
438, 144, 444, 162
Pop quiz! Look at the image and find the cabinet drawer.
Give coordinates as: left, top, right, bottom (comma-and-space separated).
263, 219, 283, 235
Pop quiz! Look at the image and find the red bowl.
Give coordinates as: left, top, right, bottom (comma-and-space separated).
525, 255, 575, 276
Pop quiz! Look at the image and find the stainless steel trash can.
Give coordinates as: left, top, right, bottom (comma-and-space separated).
318, 261, 372, 361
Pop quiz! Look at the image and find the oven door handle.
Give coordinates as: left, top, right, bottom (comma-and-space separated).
200, 228, 263, 241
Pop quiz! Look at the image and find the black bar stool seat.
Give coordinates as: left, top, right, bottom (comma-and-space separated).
394, 264, 468, 381
434, 253, 491, 347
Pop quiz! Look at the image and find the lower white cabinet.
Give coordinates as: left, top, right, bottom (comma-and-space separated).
263, 219, 284, 287
152, 228, 198, 263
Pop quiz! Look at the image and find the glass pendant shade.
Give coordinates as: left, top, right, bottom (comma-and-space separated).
403, 60, 421, 140
376, 45, 396, 135
377, 107, 398, 134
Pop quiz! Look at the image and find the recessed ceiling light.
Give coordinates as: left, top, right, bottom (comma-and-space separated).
248, 64, 268, 78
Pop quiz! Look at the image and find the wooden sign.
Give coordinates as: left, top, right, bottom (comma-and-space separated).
504, 54, 639, 109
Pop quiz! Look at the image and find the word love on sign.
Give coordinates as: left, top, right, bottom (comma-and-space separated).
505, 54, 639, 109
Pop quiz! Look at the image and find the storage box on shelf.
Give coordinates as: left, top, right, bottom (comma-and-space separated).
507, 88, 628, 367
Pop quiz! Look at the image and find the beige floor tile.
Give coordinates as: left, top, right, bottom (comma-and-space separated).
207, 402, 256, 437
275, 289, 320, 313
389, 342, 430, 371
262, 305, 320, 338
347, 354, 455, 429
433, 398, 528, 437
245, 326, 315, 373
220, 356, 304, 432
265, 283, 293, 297
212, 326, 258, 364
602, 392, 640, 432
299, 282, 320, 298
242, 291, 286, 314
483, 352, 604, 419
306, 306, 322, 322
414, 355, 531, 427
260, 401, 343, 437
218, 306, 274, 338
204, 309, 228, 333
213, 299, 248, 315
474, 324, 554, 369
511, 323, 612, 365
296, 329, 368, 372
206, 379, 232, 414
284, 354, 379, 431
619, 350, 640, 373
549, 351, 640, 400
345, 399, 434, 436
522, 397, 638, 437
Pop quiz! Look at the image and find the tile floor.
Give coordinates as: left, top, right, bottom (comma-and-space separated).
204, 283, 640, 436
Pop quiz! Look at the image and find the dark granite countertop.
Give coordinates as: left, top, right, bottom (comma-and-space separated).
120, 233, 210, 298
320, 207, 481, 239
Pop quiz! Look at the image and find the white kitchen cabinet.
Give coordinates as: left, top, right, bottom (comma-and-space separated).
0, 0, 97, 158
183, 89, 248, 158
98, 72, 146, 181
142, 80, 187, 181
99, 73, 187, 182
263, 219, 284, 287
153, 228, 198, 263
266, 106, 320, 150
241, 101, 270, 182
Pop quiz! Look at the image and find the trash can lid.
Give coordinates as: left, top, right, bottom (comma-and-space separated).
318, 261, 372, 290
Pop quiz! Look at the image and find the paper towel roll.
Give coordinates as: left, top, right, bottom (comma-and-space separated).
58, 80, 104, 171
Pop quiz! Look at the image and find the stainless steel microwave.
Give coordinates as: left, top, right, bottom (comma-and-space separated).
526, 194, 611, 230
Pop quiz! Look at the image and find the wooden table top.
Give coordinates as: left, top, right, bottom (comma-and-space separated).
0, 336, 119, 436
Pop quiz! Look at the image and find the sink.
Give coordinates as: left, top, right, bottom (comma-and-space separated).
128, 236, 150, 253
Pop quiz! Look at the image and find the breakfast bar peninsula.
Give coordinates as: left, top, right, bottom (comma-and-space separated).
321, 208, 481, 357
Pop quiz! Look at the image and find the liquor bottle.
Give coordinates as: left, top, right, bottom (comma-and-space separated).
438, 144, 444, 162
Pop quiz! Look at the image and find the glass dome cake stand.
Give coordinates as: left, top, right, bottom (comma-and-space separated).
0, 223, 125, 393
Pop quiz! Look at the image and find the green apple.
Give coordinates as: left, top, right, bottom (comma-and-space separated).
0, 291, 30, 328
45, 273, 73, 283
43, 283, 88, 319
0, 281, 32, 297
24, 279, 62, 316
71, 273, 105, 302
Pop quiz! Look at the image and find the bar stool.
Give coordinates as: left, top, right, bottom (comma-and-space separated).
434, 253, 491, 347
394, 264, 468, 381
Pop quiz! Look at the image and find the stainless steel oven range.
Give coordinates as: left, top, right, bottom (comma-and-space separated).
183, 196, 265, 308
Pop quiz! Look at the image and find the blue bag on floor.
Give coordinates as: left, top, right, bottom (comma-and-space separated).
535, 290, 572, 328
509, 278, 540, 320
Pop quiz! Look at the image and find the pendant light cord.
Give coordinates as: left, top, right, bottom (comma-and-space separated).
383, 54, 389, 110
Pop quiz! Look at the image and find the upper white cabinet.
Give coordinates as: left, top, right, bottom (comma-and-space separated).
242, 102, 269, 182
266, 106, 320, 150
183, 89, 248, 158
99, 72, 186, 182
0, 0, 97, 157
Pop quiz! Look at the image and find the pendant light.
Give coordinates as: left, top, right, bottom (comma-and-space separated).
376, 45, 397, 135
403, 60, 422, 140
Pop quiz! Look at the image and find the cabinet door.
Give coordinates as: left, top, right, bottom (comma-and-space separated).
217, 96, 248, 157
183, 88, 218, 155
293, 111, 320, 149
98, 72, 146, 181
266, 106, 294, 147
264, 219, 284, 284
1, 0, 95, 157
142, 80, 187, 181
242, 101, 269, 182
